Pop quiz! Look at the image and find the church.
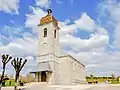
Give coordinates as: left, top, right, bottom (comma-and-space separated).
30, 9, 86, 85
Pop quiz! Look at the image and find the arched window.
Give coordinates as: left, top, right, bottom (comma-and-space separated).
44, 28, 47, 37
54, 30, 56, 38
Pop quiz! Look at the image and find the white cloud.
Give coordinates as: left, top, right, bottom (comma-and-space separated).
114, 24, 120, 48
75, 13, 96, 32
98, 0, 120, 48
3, 25, 23, 35
0, 36, 37, 57
59, 14, 109, 52
25, 6, 46, 32
35, 0, 50, 8
60, 33, 109, 52
0, 0, 19, 14
0, 26, 37, 56
59, 22, 77, 36
59, 13, 97, 36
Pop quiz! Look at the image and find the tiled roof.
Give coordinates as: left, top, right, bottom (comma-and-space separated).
40, 14, 58, 26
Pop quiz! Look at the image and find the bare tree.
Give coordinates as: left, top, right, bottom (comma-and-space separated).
0, 54, 12, 90
11, 57, 27, 90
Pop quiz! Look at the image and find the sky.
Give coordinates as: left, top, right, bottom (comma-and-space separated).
0, 0, 120, 77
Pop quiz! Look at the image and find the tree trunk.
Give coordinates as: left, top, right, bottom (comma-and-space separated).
14, 74, 18, 90
0, 65, 5, 90
14, 73, 19, 90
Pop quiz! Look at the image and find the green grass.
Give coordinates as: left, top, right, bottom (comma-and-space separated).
4, 80, 15, 86
2, 80, 23, 87
86, 78, 120, 84
111, 80, 120, 84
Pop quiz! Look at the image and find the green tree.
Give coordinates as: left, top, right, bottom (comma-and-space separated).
111, 73, 115, 83
90, 74, 94, 83
90, 74, 94, 78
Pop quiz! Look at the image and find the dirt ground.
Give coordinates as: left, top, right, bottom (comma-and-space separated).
1, 83, 120, 90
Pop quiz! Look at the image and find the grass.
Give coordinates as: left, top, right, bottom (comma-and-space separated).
5, 80, 15, 86
2, 80, 21, 87
86, 78, 120, 84
111, 80, 120, 84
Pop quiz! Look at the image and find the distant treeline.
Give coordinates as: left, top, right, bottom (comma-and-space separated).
86, 74, 120, 84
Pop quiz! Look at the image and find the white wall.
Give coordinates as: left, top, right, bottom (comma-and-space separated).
58, 56, 72, 84
59, 55, 86, 84
37, 22, 60, 60
69, 56, 86, 84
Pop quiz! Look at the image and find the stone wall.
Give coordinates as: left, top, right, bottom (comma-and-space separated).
58, 56, 72, 84
59, 55, 86, 84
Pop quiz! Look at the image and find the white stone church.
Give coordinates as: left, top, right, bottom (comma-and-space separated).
30, 9, 86, 85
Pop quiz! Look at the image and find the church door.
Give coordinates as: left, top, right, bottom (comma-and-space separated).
41, 71, 46, 82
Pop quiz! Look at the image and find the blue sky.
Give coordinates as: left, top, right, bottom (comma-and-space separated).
0, 0, 120, 76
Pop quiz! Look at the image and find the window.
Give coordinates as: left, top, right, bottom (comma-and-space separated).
44, 28, 47, 37
54, 30, 56, 38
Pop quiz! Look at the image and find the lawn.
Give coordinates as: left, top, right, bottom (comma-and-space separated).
2, 80, 24, 87
5, 80, 15, 86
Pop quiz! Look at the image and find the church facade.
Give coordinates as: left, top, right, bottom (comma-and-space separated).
30, 9, 86, 85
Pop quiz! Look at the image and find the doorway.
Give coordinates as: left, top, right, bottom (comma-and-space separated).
41, 71, 47, 82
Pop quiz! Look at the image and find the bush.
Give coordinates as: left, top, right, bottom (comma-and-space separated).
4, 80, 15, 86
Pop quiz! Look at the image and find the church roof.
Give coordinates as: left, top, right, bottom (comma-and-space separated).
38, 9, 59, 29
40, 14, 58, 26
60, 49, 85, 67
30, 62, 52, 73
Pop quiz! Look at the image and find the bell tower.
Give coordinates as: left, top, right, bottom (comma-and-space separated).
36, 9, 60, 84
37, 9, 60, 63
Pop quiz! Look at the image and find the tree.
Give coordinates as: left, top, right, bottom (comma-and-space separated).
90, 74, 94, 78
11, 57, 27, 90
111, 73, 115, 79
111, 73, 115, 83
90, 74, 94, 83
0, 54, 12, 90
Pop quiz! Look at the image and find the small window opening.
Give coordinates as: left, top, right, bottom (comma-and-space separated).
54, 30, 56, 38
44, 28, 47, 37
